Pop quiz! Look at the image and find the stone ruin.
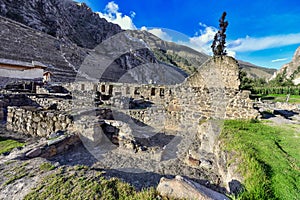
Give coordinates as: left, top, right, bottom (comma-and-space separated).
0, 56, 259, 192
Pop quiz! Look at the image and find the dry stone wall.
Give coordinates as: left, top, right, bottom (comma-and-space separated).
58, 57, 258, 131
6, 56, 259, 137
29, 96, 73, 111
6, 106, 73, 137
0, 99, 4, 121
185, 56, 240, 89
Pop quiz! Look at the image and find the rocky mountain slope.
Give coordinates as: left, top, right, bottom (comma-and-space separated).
127, 30, 209, 74
238, 60, 276, 79
0, 0, 122, 82
271, 46, 300, 85
0, 0, 188, 84
0, 0, 121, 48
0, 0, 274, 84
128, 30, 276, 79
0, 16, 82, 82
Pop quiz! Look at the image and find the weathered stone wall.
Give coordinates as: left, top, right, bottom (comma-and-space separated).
63, 81, 170, 103
47, 56, 258, 133
0, 93, 41, 122
225, 90, 258, 119
7, 56, 258, 137
0, 99, 4, 121
256, 101, 300, 112
57, 57, 257, 126
6, 106, 73, 137
6, 105, 116, 137
185, 56, 240, 89
28, 95, 74, 111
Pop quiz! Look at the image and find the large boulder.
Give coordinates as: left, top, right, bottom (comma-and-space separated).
157, 176, 229, 200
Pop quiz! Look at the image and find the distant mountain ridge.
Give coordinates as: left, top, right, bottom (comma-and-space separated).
238, 60, 276, 79
0, 0, 275, 83
128, 30, 276, 79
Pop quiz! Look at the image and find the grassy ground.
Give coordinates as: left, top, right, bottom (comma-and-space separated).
258, 94, 300, 104
2, 162, 30, 186
0, 136, 25, 154
24, 165, 166, 200
220, 120, 300, 200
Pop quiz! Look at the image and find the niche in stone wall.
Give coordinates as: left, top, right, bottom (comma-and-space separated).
101, 85, 106, 93
151, 88, 156, 96
81, 84, 85, 91
108, 85, 113, 95
115, 92, 122, 96
93, 84, 97, 91
126, 87, 130, 95
160, 88, 165, 97
134, 87, 140, 95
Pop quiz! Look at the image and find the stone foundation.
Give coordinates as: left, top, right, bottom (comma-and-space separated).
6, 106, 73, 137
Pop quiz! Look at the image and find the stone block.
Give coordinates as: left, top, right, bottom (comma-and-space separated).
157, 176, 229, 200
26, 147, 42, 158
33, 116, 41, 123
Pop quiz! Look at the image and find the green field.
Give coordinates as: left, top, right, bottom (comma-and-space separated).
252, 94, 300, 104
0, 137, 25, 154
220, 120, 300, 200
264, 94, 300, 103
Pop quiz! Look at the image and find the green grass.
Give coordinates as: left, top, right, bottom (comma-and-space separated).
39, 163, 55, 172
3, 163, 30, 186
0, 136, 25, 154
260, 94, 300, 103
220, 120, 300, 200
24, 166, 165, 200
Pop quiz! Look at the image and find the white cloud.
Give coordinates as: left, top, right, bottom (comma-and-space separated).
190, 26, 217, 47
130, 11, 136, 18
228, 33, 300, 52
271, 58, 288, 63
106, 1, 119, 13
97, 1, 136, 30
140, 26, 148, 31
146, 28, 173, 42
174, 23, 219, 55
141, 24, 218, 55
188, 25, 218, 54
227, 50, 236, 58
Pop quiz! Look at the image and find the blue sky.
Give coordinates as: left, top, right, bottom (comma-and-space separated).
77, 0, 300, 69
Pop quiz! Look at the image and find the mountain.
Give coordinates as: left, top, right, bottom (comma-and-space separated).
271, 46, 300, 85
0, 0, 274, 83
127, 30, 209, 75
0, 15, 82, 82
0, 0, 122, 82
127, 30, 276, 79
0, 0, 188, 84
0, 0, 121, 48
238, 60, 276, 79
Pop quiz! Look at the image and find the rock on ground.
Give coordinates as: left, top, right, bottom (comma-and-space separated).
157, 175, 229, 200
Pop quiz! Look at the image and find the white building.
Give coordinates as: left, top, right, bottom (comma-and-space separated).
0, 58, 47, 80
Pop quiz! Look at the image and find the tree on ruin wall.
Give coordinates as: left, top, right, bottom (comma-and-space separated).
211, 12, 229, 56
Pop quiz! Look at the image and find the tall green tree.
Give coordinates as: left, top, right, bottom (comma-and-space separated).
211, 12, 229, 56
